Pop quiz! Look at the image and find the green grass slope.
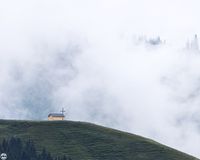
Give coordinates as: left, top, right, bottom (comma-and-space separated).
0, 120, 198, 160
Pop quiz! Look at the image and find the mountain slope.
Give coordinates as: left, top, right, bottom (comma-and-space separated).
0, 120, 198, 160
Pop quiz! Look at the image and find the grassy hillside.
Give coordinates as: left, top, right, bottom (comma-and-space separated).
0, 120, 198, 160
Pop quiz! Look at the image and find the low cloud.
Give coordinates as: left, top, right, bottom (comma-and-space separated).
1, 0, 200, 158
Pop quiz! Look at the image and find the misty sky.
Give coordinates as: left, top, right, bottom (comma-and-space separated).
1, 0, 200, 158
